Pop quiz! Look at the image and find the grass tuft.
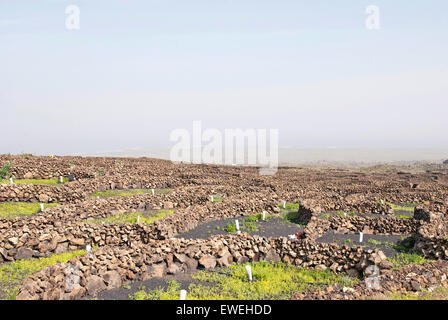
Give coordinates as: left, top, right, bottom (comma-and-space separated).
0, 202, 60, 219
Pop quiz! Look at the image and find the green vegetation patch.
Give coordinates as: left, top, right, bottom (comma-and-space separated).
277, 202, 306, 225
383, 237, 428, 269
90, 188, 171, 198
0, 202, 60, 219
0, 178, 69, 185
211, 195, 224, 203
278, 202, 300, 210
383, 287, 448, 300
0, 161, 12, 179
130, 262, 357, 300
0, 249, 86, 300
388, 252, 427, 270
223, 213, 271, 234
85, 209, 175, 225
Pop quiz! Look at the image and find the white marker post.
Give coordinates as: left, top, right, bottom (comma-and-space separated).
179, 290, 187, 300
235, 220, 241, 234
344, 212, 347, 217
262, 211, 266, 221
211, 195, 214, 203
86, 244, 92, 253
283, 201, 286, 209
245, 265, 253, 282
359, 232, 364, 243
10, 178, 13, 185
151, 189, 155, 195
40, 203, 44, 212
137, 215, 140, 224
60, 176, 64, 183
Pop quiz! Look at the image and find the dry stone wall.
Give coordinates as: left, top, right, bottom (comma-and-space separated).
16, 234, 391, 300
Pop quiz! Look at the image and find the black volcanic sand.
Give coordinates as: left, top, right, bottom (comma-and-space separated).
176, 216, 302, 240
316, 232, 413, 257
95, 272, 206, 301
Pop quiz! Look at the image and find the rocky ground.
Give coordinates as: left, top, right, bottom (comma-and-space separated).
0, 154, 447, 300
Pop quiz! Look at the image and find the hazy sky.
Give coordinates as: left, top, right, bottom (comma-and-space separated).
1, 0, 447, 155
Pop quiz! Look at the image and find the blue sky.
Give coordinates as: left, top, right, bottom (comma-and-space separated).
1, 0, 447, 155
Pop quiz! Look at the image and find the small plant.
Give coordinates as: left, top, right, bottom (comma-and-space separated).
367, 239, 383, 246
97, 169, 104, 177
0, 161, 12, 179
224, 222, 237, 233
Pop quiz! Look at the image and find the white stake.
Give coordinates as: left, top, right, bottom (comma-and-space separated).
245, 265, 253, 282
235, 219, 241, 234
262, 211, 266, 221
40, 203, 44, 212
60, 176, 63, 183
211, 195, 214, 203
10, 178, 13, 185
344, 212, 347, 217
86, 244, 92, 253
179, 290, 187, 300
137, 215, 140, 224
151, 188, 155, 195
359, 232, 364, 243
283, 201, 286, 209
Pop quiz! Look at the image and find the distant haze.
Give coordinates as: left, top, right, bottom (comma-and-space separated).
94, 148, 448, 166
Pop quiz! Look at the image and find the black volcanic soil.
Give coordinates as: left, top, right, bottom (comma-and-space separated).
95, 272, 205, 301
315, 232, 413, 257
176, 216, 302, 240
